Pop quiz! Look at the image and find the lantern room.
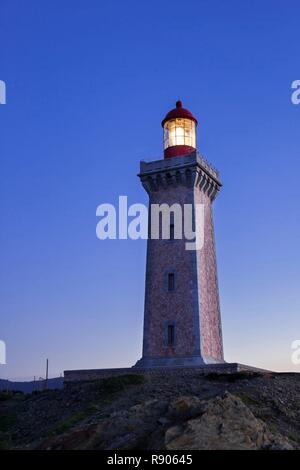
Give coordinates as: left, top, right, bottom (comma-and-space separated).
162, 100, 198, 158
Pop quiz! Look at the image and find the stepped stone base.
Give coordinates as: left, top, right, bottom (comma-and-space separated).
133, 355, 225, 368
64, 362, 270, 383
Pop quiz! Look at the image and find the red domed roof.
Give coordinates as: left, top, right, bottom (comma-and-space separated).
161, 100, 198, 127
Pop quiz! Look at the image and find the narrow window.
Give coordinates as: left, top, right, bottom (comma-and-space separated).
168, 273, 175, 291
170, 223, 174, 240
167, 324, 175, 346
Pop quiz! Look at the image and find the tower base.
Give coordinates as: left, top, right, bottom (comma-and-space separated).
64, 362, 272, 383
133, 355, 225, 369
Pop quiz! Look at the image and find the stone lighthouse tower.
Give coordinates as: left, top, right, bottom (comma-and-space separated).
134, 101, 224, 368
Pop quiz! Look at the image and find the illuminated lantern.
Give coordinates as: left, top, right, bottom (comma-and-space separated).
162, 100, 197, 158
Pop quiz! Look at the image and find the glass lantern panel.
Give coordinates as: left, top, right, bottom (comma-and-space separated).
185, 136, 192, 147
168, 119, 176, 147
164, 118, 196, 149
191, 121, 196, 148
175, 122, 185, 145
164, 127, 168, 149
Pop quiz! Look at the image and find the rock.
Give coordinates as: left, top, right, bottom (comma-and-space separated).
130, 399, 167, 417
165, 392, 295, 450
38, 424, 98, 450
82, 399, 169, 450
157, 417, 171, 426
2, 371, 299, 450
167, 396, 205, 420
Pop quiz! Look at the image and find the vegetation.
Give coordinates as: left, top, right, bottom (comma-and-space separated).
0, 390, 24, 401
205, 371, 261, 383
48, 405, 98, 436
91, 374, 146, 393
235, 391, 260, 405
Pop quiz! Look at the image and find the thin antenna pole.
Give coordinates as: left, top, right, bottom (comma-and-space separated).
45, 359, 49, 390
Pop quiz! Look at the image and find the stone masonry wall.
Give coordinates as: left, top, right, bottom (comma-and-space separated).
137, 152, 224, 366
64, 363, 268, 383
195, 188, 224, 361
143, 185, 198, 358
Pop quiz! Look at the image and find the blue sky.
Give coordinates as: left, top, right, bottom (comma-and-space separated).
1, 0, 299, 380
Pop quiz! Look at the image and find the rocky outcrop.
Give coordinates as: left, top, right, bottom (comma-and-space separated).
1, 371, 299, 450
38, 392, 295, 450
165, 392, 294, 450
39, 399, 169, 450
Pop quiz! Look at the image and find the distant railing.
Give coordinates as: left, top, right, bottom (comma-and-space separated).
196, 152, 220, 179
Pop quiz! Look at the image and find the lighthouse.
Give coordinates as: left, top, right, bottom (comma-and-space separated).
134, 101, 224, 368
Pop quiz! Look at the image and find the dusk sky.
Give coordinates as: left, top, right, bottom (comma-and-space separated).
1, 0, 299, 380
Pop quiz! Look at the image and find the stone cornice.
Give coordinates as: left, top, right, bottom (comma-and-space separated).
138, 151, 222, 200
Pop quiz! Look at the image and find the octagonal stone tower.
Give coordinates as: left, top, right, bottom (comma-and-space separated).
134, 101, 224, 368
